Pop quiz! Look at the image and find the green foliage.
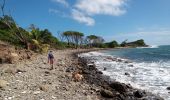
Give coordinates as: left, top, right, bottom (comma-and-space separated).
105, 40, 119, 48
63, 31, 84, 48
86, 35, 104, 48
120, 39, 146, 47
120, 39, 128, 47
0, 15, 147, 51
134, 39, 146, 46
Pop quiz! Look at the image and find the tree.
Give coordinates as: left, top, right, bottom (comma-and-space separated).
63, 31, 84, 48
86, 35, 104, 47
120, 39, 128, 47
106, 40, 119, 48
0, 15, 31, 49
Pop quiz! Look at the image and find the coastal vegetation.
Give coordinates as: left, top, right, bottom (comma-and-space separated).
120, 39, 147, 47
0, 14, 147, 51
0, 0, 147, 53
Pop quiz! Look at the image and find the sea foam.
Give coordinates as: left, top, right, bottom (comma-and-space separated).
79, 51, 170, 100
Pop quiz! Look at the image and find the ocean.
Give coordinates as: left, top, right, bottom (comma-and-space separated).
80, 45, 170, 100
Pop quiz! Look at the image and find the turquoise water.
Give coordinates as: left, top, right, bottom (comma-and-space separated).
103, 45, 170, 62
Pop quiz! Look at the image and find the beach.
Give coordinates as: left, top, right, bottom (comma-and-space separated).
0, 49, 101, 100
0, 48, 164, 100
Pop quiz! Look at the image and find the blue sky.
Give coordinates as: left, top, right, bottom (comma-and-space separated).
5, 0, 170, 45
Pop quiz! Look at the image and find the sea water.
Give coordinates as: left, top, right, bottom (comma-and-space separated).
80, 45, 170, 100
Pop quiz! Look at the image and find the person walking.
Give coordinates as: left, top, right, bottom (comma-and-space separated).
48, 51, 54, 70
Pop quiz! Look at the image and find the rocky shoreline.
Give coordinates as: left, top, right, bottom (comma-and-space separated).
76, 51, 164, 100
0, 48, 164, 100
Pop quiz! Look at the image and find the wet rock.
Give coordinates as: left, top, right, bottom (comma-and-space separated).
106, 57, 114, 61
134, 90, 144, 98
97, 71, 103, 74
128, 64, 134, 67
125, 72, 130, 76
124, 60, 132, 63
167, 87, 170, 90
82, 69, 90, 74
100, 89, 114, 98
110, 82, 127, 93
117, 59, 123, 62
0, 80, 8, 89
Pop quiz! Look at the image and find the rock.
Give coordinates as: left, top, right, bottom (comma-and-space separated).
125, 72, 130, 76
11, 53, 18, 57
16, 69, 26, 73
52, 96, 56, 99
110, 82, 127, 93
167, 87, 170, 90
66, 66, 76, 73
33, 91, 41, 94
124, 60, 132, 63
0, 58, 2, 64
4, 68, 16, 74
134, 90, 144, 98
106, 57, 113, 60
97, 71, 103, 74
117, 59, 123, 62
82, 69, 90, 74
9, 53, 19, 63
128, 64, 134, 67
0, 80, 8, 89
39, 85, 49, 92
104, 67, 107, 71
44, 71, 50, 74
66, 68, 72, 72
100, 89, 114, 98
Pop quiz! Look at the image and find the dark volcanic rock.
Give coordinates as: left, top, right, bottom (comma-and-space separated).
134, 90, 144, 98
125, 72, 130, 76
78, 56, 164, 100
97, 71, 103, 74
117, 59, 123, 62
167, 87, 170, 90
82, 69, 90, 74
128, 64, 134, 67
65, 66, 77, 72
110, 82, 127, 93
0, 58, 2, 64
100, 89, 114, 98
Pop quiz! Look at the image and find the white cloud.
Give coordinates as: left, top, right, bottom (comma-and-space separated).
71, 9, 95, 26
49, 8, 59, 14
51, 0, 128, 26
51, 0, 69, 7
75, 0, 127, 16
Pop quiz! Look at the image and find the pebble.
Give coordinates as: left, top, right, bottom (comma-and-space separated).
52, 96, 56, 99
33, 91, 41, 95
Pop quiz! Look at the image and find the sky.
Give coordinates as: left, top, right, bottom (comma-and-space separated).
4, 0, 170, 45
